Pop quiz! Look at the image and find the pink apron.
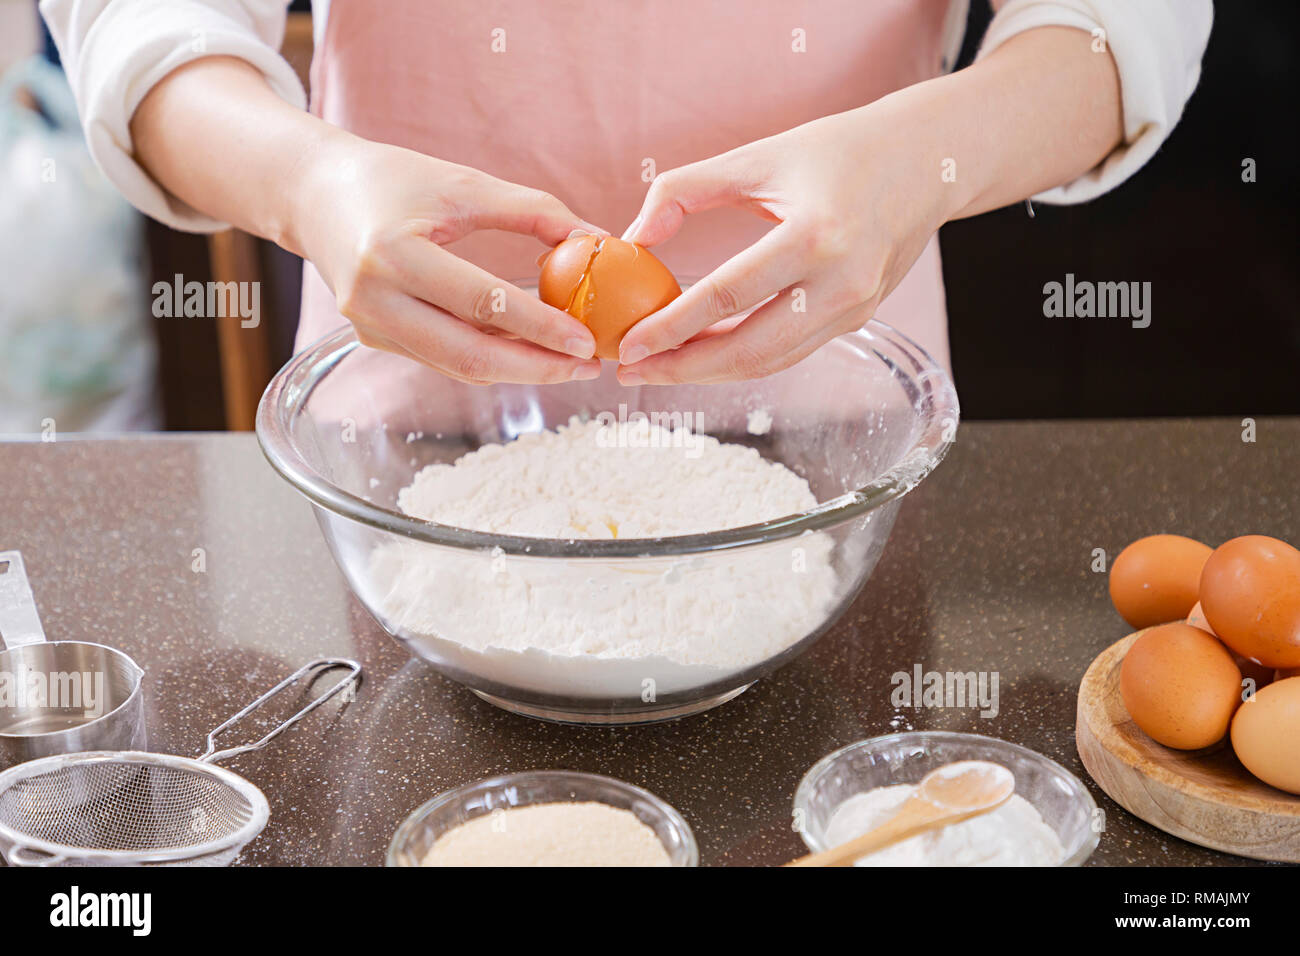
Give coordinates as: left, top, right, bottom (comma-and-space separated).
301, 0, 954, 370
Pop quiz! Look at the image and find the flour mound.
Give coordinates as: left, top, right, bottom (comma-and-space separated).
396, 416, 818, 538
368, 417, 839, 698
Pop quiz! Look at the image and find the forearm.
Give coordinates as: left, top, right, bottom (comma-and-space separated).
887, 26, 1123, 222
129, 55, 348, 255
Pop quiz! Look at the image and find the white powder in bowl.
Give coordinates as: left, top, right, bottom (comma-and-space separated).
823, 783, 1066, 866
420, 802, 671, 867
366, 416, 838, 697
395, 415, 817, 538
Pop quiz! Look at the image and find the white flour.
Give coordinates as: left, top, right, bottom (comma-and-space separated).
823, 783, 1065, 866
395, 415, 816, 538
368, 416, 838, 698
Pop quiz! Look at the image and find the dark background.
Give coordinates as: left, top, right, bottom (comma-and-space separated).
943, 1, 1298, 418
40, 1, 1299, 425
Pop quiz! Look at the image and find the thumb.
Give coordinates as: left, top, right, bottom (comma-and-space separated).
622, 155, 752, 247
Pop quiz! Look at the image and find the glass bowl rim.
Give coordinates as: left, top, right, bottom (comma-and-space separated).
256, 319, 958, 558
792, 731, 1101, 867
384, 769, 698, 866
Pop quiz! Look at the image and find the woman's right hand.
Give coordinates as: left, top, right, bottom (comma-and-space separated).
130, 57, 598, 384
292, 134, 604, 384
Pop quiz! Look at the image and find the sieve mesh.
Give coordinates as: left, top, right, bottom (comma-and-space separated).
0, 657, 357, 866
0, 756, 260, 860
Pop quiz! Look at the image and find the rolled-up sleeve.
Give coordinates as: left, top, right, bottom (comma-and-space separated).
40, 0, 305, 232
980, 0, 1213, 204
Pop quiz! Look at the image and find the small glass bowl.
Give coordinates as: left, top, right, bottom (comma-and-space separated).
793, 732, 1100, 866
386, 770, 698, 867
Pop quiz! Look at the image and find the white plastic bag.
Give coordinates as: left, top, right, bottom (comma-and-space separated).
0, 55, 158, 435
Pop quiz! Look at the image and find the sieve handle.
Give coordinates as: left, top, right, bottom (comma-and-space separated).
0, 551, 48, 648
199, 657, 361, 764
6, 844, 67, 867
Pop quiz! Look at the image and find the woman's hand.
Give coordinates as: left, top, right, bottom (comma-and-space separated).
132, 57, 604, 385
617, 27, 1121, 385
617, 103, 953, 385
294, 135, 604, 384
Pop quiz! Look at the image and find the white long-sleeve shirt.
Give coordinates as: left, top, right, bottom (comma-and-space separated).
40, 0, 1213, 235
981, 0, 1214, 204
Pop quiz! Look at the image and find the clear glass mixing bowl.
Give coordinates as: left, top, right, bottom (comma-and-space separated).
256, 308, 958, 724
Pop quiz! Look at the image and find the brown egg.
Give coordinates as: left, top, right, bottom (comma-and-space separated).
1186, 600, 1213, 635
1120, 623, 1243, 750
1230, 676, 1300, 794
1109, 535, 1213, 629
1200, 535, 1300, 669
539, 236, 681, 360
1187, 600, 1275, 689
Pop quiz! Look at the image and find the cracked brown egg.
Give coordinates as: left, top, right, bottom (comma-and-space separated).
539, 236, 681, 360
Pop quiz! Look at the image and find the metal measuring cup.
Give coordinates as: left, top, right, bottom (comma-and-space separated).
0, 551, 146, 769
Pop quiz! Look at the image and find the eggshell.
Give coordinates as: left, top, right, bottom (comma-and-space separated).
1109, 535, 1213, 629
1200, 535, 1300, 669
1230, 676, 1300, 794
537, 234, 600, 314
1119, 622, 1243, 750
539, 236, 681, 360
1187, 600, 1274, 689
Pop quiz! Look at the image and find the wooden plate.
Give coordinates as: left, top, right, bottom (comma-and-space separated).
1076, 630, 1300, 862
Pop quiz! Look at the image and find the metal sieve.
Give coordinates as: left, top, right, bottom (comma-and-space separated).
0, 656, 361, 866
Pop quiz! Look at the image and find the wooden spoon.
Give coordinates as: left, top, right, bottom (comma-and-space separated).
786, 760, 1016, 867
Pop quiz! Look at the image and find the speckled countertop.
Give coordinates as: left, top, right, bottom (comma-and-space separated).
1, 419, 1295, 866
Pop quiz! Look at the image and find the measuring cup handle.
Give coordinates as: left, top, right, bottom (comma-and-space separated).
0, 551, 48, 648
199, 657, 361, 764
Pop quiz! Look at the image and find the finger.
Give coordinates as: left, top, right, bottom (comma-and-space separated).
467, 179, 608, 245
617, 223, 807, 363
355, 288, 603, 384
618, 286, 868, 385
350, 323, 518, 388
351, 325, 485, 382
681, 314, 748, 342
388, 239, 597, 358
622, 154, 776, 247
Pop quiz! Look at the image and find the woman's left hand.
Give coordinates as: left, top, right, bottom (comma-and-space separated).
617, 24, 1124, 385
616, 100, 957, 385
